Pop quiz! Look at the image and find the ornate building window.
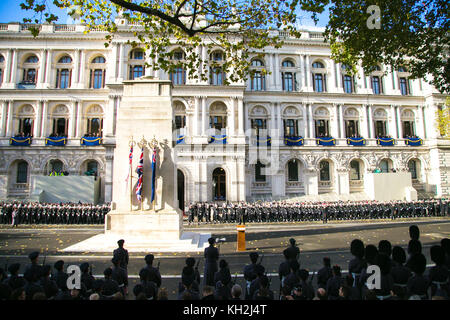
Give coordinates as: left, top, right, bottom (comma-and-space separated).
319, 160, 330, 181
401, 109, 416, 138
22, 55, 39, 84
209, 102, 227, 132
250, 59, 266, 91
341, 64, 355, 93
169, 49, 186, 85
314, 107, 330, 137
350, 160, 361, 180
15, 105, 35, 137
373, 108, 388, 137
85, 105, 104, 137
370, 65, 384, 94
287, 159, 299, 181
408, 159, 418, 180
128, 49, 145, 80
55, 55, 73, 89
398, 66, 411, 96
46, 159, 64, 175
210, 50, 225, 85
51, 105, 70, 136
281, 59, 296, 92
344, 108, 360, 137
379, 159, 390, 173
312, 61, 326, 92
17, 161, 28, 183
89, 56, 106, 89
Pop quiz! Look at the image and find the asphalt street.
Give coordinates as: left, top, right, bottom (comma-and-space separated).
0, 217, 449, 299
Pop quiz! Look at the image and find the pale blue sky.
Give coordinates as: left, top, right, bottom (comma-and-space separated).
0, 0, 329, 27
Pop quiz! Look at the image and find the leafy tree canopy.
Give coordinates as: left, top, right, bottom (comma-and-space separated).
18, 0, 449, 92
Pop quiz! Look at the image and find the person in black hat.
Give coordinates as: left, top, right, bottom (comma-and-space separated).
52, 260, 68, 292
204, 237, 219, 286
102, 267, 119, 300
24, 251, 42, 284
406, 253, 429, 300
374, 254, 394, 300
428, 245, 449, 298
409, 225, 420, 241
180, 258, 200, 293
243, 252, 259, 299
298, 269, 314, 300
111, 256, 128, 296
141, 254, 162, 288
378, 240, 393, 258
4, 263, 26, 290
112, 239, 128, 294
284, 259, 301, 293
406, 239, 422, 269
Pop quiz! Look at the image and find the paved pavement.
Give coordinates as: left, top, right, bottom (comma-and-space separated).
0, 217, 449, 299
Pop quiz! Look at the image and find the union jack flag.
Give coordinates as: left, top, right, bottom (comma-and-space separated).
136, 147, 144, 202
151, 147, 157, 203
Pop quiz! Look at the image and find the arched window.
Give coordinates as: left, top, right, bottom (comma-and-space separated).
16, 105, 35, 137
129, 49, 145, 80
210, 51, 225, 85
312, 61, 324, 68
319, 161, 330, 181
255, 161, 266, 182
379, 159, 389, 173
47, 159, 64, 175
89, 56, 106, 88
408, 160, 417, 179
169, 50, 186, 85
85, 105, 104, 137
56, 69, 70, 89
51, 105, 69, 137
287, 159, 299, 181
250, 59, 265, 91
17, 161, 28, 183
58, 56, 72, 64
350, 160, 360, 180
22, 55, 39, 84
312, 61, 326, 93
281, 60, 296, 92
86, 161, 98, 175
0, 55, 4, 63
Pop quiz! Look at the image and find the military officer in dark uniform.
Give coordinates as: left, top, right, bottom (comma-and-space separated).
243, 252, 259, 299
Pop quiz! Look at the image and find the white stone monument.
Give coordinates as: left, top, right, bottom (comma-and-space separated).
63, 78, 210, 252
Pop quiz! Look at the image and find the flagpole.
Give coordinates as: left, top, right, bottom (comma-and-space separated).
138, 136, 146, 212
129, 137, 135, 212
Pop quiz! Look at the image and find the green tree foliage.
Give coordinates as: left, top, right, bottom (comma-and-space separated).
18, 0, 449, 92
436, 97, 450, 138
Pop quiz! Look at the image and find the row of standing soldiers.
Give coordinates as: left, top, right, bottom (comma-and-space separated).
188, 199, 450, 224
0, 201, 111, 225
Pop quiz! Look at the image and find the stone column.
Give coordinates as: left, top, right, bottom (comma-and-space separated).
274, 54, 281, 90
396, 106, 403, 139
105, 96, 115, 137
331, 104, 339, 138
72, 49, 80, 86
417, 105, 425, 138
389, 105, 398, 138
117, 43, 124, 82
336, 63, 343, 92
304, 169, 319, 195
34, 101, 42, 138
329, 60, 337, 93
201, 96, 207, 136
6, 100, 14, 137
194, 96, 200, 136
305, 55, 311, 91
68, 100, 76, 138
229, 98, 235, 137
237, 156, 246, 201
4, 50, 12, 84
104, 152, 114, 203
299, 54, 305, 91
10, 49, 18, 85
75, 100, 82, 138
302, 103, 307, 137
78, 50, 86, 89
237, 97, 244, 136
267, 53, 274, 90
38, 49, 46, 85
337, 169, 350, 195
368, 105, 375, 138
44, 49, 52, 86
308, 104, 314, 138
200, 157, 208, 201
108, 44, 118, 82
339, 104, 345, 138
361, 105, 369, 138
0, 100, 7, 136
40, 100, 48, 137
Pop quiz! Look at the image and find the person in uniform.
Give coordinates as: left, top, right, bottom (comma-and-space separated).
24, 251, 42, 284
406, 253, 429, 299
102, 267, 120, 300
111, 256, 128, 296
213, 259, 232, 300
52, 260, 69, 292
141, 254, 162, 289
348, 239, 366, 297
317, 257, 333, 290
285, 238, 300, 262
428, 245, 449, 298
4, 263, 26, 290
204, 237, 219, 286
80, 262, 95, 298
113, 239, 129, 294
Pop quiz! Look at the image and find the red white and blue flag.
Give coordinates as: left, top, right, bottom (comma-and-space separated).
136, 148, 144, 202
151, 147, 157, 203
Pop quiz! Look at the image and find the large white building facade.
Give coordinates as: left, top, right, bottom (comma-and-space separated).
0, 21, 448, 207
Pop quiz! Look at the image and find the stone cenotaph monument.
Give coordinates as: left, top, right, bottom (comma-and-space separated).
63, 78, 209, 252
